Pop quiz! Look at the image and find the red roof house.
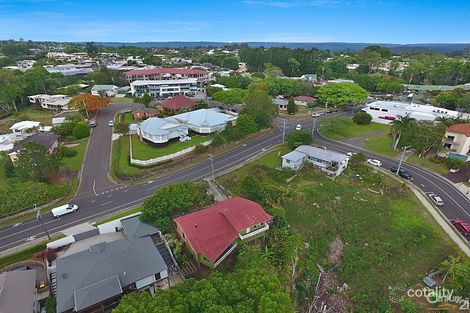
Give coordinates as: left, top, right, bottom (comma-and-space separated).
448, 123, 470, 137
174, 197, 271, 268
159, 95, 197, 111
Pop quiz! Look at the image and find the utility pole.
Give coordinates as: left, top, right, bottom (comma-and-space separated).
282, 120, 286, 144
311, 117, 316, 137
35, 204, 50, 240
208, 154, 215, 180
396, 145, 411, 175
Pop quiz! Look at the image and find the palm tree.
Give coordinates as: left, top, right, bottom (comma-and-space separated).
440, 255, 462, 284
390, 114, 415, 150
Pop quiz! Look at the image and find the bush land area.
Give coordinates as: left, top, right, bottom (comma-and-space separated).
217, 149, 465, 311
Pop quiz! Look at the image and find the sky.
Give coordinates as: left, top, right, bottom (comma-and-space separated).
0, 0, 468, 43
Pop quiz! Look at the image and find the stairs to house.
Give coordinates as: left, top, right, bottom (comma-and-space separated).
156, 242, 178, 273
50, 271, 57, 296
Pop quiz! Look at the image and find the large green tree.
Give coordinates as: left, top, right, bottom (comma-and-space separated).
316, 82, 368, 107
243, 87, 277, 129
15, 142, 60, 182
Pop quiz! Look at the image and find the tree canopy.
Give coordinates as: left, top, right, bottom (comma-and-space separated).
316, 82, 368, 107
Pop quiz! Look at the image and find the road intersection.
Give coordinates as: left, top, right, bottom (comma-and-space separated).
0, 105, 469, 253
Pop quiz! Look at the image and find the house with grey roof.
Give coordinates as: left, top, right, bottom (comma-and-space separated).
0, 269, 38, 313
8, 132, 59, 164
137, 117, 189, 144
282, 145, 349, 177
53, 216, 170, 313
169, 108, 237, 134
90, 85, 118, 97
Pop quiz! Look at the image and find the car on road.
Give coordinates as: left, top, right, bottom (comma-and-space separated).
108, 120, 114, 127
312, 112, 322, 118
51, 204, 78, 218
89, 120, 97, 127
367, 159, 382, 167
450, 219, 470, 237
389, 166, 412, 180
346, 152, 357, 157
295, 124, 302, 131
427, 193, 444, 207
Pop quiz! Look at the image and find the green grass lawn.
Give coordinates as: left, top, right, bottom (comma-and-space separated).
132, 135, 210, 160
0, 154, 7, 187
407, 155, 449, 175
256, 146, 290, 169
120, 112, 134, 123
14, 108, 54, 125
61, 138, 89, 172
320, 117, 398, 158
218, 148, 463, 311
111, 97, 134, 103
112, 136, 147, 177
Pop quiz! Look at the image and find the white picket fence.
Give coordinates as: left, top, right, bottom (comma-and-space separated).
130, 138, 212, 166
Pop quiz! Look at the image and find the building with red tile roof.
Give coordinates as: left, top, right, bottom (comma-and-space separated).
174, 197, 271, 268
444, 123, 470, 162
159, 95, 197, 111
123, 67, 210, 87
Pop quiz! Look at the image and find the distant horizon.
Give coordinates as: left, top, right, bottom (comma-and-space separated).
1, 1, 469, 43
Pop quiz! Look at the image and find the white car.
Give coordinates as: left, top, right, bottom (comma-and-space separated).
295, 124, 302, 131
367, 159, 382, 167
427, 193, 444, 207
51, 204, 78, 218
108, 120, 114, 127
312, 112, 322, 118
346, 152, 357, 157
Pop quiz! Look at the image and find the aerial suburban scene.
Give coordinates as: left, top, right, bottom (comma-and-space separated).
1, 1, 470, 313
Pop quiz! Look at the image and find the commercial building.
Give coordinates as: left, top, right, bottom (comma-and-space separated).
123, 68, 209, 87
282, 145, 349, 176
443, 123, 470, 162
174, 197, 272, 268
130, 79, 198, 98
362, 101, 460, 124
28, 94, 71, 110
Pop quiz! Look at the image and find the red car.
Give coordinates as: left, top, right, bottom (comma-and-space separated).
451, 219, 470, 237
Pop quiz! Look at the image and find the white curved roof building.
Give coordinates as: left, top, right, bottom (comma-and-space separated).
138, 117, 188, 144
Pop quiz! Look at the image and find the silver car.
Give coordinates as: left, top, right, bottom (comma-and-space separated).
427, 193, 444, 206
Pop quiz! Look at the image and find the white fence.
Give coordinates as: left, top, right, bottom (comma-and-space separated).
130, 137, 212, 167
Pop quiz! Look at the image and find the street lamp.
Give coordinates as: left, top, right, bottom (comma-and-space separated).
311, 117, 316, 137
35, 204, 51, 240
396, 145, 411, 175
208, 154, 215, 180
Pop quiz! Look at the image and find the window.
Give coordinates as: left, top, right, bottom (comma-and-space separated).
447, 136, 455, 141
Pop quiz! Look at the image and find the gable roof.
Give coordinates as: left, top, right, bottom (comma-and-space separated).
91, 85, 117, 92
121, 216, 160, 238
0, 270, 37, 313
139, 117, 184, 136
56, 236, 167, 312
174, 197, 271, 262
448, 123, 470, 137
73, 275, 122, 312
295, 145, 349, 163
294, 96, 317, 102
11, 132, 58, 153
170, 109, 235, 128
160, 95, 197, 110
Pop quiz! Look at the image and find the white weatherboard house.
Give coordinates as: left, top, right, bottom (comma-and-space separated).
282, 145, 349, 177
28, 94, 71, 111
168, 108, 237, 134
137, 117, 189, 144
363, 101, 460, 124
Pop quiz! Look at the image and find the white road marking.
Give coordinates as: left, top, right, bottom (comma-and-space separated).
100, 201, 113, 206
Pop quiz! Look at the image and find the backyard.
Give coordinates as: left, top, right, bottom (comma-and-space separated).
217, 147, 464, 311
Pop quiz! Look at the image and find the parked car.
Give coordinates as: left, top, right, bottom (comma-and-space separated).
108, 120, 114, 127
389, 166, 412, 180
367, 159, 382, 167
295, 124, 302, 131
52, 204, 78, 217
346, 152, 357, 157
427, 193, 444, 207
89, 120, 97, 127
312, 112, 322, 118
450, 219, 470, 237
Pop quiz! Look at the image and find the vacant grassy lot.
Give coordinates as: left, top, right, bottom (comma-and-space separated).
218, 148, 462, 311
320, 117, 398, 158
407, 155, 449, 175
61, 138, 88, 172
131, 135, 210, 160
0, 154, 7, 187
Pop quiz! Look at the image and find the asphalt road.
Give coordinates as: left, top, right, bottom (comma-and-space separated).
0, 109, 469, 253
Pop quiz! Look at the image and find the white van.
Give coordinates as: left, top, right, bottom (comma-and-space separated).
51, 204, 78, 217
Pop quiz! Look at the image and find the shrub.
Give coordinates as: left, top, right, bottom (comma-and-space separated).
211, 133, 226, 147
307, 102, 316, 108
57, 146, 77, 158
72, 121, 90, 139
3, 157, 16, 178
65, 135, 77, 142
194, 144, 208, 154
45, 297, 57, 313
444, 157, 468, 170
286, 131, 312, 149
352, 112, 372, 125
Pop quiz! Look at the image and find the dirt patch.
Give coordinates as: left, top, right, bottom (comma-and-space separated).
327, 235, 344, 266
313, 235, 352, 313
48, 169, 73, 184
